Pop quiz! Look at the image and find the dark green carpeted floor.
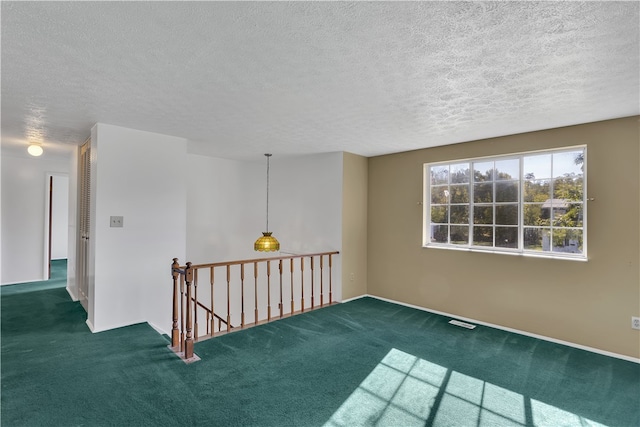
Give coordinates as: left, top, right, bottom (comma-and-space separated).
2, 263, 639, 426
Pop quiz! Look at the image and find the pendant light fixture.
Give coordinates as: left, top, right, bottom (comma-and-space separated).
254, 153, 280, 252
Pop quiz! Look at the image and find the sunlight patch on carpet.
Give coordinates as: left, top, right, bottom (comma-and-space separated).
324, 348, 608, 427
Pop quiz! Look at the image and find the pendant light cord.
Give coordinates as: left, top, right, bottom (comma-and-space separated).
265, 154, 271, 232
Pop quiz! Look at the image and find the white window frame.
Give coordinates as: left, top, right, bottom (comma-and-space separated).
423, 146, 587, 260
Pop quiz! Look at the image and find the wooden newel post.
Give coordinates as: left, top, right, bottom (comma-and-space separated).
171, 258, 180, 348
184, 262, 194, 359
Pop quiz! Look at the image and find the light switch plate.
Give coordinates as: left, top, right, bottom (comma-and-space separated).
110, 216, 123, 228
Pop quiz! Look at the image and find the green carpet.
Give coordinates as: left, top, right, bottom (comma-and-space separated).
1, 270, 639, 426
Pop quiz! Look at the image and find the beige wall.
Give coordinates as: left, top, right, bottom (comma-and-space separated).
367, 117, 640, 358
341, 152, 368, 300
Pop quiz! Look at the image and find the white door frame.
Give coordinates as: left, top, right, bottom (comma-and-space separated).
42, 172, 69, 280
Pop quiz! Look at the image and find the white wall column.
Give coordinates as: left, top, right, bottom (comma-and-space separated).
89, 123, 187, 333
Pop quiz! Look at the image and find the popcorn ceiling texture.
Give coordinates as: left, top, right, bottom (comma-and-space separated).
1, 1, 638, 160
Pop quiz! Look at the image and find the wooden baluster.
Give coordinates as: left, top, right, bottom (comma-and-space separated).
290, 258, 295, 315
194, 269, 199, 339
320, 255, 324, 307
310, 257, 315, 310
279, 260, 284, 318
240, 263, 245, 328
206, 312, 211, 335
210, 267, 215, 336
300, 257, 305, 312
254, 262, 259, 325
180, 273, 185, 352
329, 254, 333, 303
267, 260, 272, 321
226, 265, 231, 333
184, 262, 194, 359
171, 258, 180, 348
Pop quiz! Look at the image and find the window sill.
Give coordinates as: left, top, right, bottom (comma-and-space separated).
423, 244, 588, 262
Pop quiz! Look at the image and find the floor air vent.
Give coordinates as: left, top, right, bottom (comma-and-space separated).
448, 319, 476, 329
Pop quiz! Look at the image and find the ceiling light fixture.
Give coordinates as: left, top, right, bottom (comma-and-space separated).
254, 153, 280, 252
27, 144, 43, 157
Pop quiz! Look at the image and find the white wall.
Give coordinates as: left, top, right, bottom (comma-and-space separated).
1, 154, 70, 284
88, 123, 187, 334
273, 153, 343, 300
185, 152, 343, 263
186, 155, 264, 264
271, 153, 343, 257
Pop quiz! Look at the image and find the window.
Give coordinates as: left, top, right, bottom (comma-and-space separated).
424, 147, 586, 259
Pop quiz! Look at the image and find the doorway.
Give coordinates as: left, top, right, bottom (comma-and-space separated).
43, 173, 69, 280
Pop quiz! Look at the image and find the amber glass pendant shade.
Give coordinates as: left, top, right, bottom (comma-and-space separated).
254, 232, 280, 252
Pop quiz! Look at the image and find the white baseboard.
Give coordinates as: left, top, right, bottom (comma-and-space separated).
148, 321, 170, 337
85, 318, 95, 332
88, 319, 149, 334
66, 286, 79, 302
341, 295, 367, 303
0, 279, 44, 286
342, 294, 640, 364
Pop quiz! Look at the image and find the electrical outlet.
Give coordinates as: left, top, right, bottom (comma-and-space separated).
632, 317, 640, 330
110, 216, 123, 228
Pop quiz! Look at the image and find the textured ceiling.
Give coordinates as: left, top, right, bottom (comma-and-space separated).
1, 1, 638, 161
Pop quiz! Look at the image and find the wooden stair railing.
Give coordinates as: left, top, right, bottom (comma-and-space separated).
170, 251, 339, 361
